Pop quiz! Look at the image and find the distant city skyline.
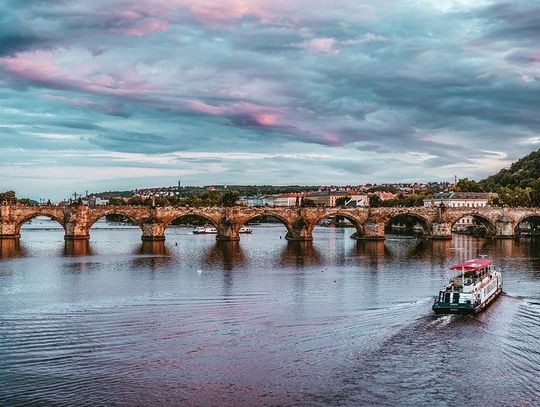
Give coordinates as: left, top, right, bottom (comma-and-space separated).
1, 0, 539, 200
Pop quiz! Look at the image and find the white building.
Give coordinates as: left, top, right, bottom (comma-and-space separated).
423, 192, 497, 208
305, 191, 367, 207
345, 195, 369, 207
82, 196, 109, 206
239, 196, 266, 207
272, 193, 304, 207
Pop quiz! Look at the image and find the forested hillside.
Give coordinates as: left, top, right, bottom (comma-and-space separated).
482, 148, 540, 191
452, 148, 540, 206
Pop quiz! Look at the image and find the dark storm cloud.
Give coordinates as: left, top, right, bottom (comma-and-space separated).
475, 1, 540, 43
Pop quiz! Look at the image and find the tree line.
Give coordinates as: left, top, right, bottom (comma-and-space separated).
108, 190, 241, 207
0, 191, 34, 205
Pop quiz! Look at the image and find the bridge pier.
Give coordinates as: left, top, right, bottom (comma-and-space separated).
216, 221, 240, 241
216, 234, 240, 241
63, 206, 90, 240
282, 217, 313, 241
0, 219, 20, 239
64, 233, 90, 240
141, 222, 165, 241
494, 215, 515, 239
0, 206, 18, 239
431, 222, 452, 240
352, 220, 385, 240
64, 222, 90, 240
0, 233, 20, 239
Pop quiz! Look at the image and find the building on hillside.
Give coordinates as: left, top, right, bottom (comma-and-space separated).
272, 193, 305, 207
134, 186, 179, 197
238, 196, 267, 207
345, 195, 369, 207
305, 191, 366, 207
374, 192, 397, 201
423, 192, 497, 208
82, 196, 109, 206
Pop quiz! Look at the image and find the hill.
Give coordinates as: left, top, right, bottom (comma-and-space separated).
478, 148, 540, 207
482, 148, 540, 191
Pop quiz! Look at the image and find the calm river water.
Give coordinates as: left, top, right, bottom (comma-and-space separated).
0, 219, 539, 406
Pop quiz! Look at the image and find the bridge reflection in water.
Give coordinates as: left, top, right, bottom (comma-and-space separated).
64, 240, 93, 256
138, 240, 168, 256
4, 220, 540, 271
0, 239, 25, 258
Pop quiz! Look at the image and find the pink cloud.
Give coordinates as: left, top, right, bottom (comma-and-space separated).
0, 51, 69, 84
0, 50, 154, 97
322, 132, 342, 146
109, 0, 376, 26
252, 113, 279, 126
186, 100, 283, 127
186, 100, 226, 115
118, 19, 169, 36
301, 38, 337, 54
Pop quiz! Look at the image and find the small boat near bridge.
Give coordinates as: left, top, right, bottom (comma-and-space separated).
192, 226, 252, 234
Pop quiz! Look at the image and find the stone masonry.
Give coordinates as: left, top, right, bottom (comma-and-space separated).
1, 204, 539, 242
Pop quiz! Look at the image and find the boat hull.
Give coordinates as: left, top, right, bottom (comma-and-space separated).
432, 287, 502, 315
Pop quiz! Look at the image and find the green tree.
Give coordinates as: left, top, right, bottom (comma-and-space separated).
301, 198, 317, 207
127, 196, 147, 206
493, 187, 532, 207
453, 178, 484, 192
335, 196, 350, 206
0, 190, 16, 204
222, 190, 240, 207
109, 197, 127, 206
154, 196, 171, 207
531, 179, 540, 207
369, 194, 383, 208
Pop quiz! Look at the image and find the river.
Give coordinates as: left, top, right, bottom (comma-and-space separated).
0, 218, 539, 406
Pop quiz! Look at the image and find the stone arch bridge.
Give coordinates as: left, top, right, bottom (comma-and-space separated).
1, 205, 539, 242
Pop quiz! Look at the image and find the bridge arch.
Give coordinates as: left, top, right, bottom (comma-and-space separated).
235, 211, 294, 238
15, 212, 66, 236
514, 214, 540, 236
384, 212, 432, 237
162, 212, 220, 230
86, 210, 146, 234
449, 212, 497, 237
309, 211, 365, 239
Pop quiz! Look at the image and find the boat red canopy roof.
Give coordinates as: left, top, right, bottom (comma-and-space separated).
450, 259, 492, 271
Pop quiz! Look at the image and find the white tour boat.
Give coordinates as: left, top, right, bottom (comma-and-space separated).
192, 226, 217, 234
433, 258, 502, 315
239, 226, 253, 234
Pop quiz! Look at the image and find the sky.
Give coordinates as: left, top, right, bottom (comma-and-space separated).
0, 0, 539, 200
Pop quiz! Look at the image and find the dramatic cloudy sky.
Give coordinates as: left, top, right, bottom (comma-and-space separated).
1, 0, 539, 200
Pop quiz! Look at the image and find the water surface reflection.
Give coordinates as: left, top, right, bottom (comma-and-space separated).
0, 227, 539, 406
